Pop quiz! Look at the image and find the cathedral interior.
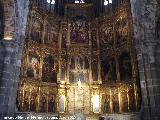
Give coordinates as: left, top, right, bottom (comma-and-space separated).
0, 0, 160, 120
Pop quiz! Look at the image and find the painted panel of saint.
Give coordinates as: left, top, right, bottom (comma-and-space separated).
44, 25, 50, 45
101, 58, 117, 82
62, 27, 67, 48
101, 59, 109, 83
61, 65, 66, 81
128, 87, 136, 111
103, 95, 110, 113
69, 72, 75, 83
18, 90, 23, 111
108, 59, 117, 81
42, 55, 57, 83
102, 24, 114, 45
30, 93, 37, 112
84, 56, 89, 69
69, 55, 89, 83
50, 28, 58, 48
40, 95, 47, 112
92, 60, 98, 81
121, 91, 128, 112
48, 95, 56, 113
30, 19, 42, 44
61, 56, 67, 81
91, 28, 97, 49
115, 18, 128, 45
23, 91, 30, 112
27, 54, 40, 80
112, 90, 119, 113
119, 52, 132, 81
70, 16, 89, 44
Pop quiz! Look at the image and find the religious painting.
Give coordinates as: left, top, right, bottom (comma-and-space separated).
27, 54, 40, 80
62, 25, 67, 48
115, 18, 128, 45
112, 89, 119, 113
121, 91, 128, 112
44, 25, 51, 45
101, 58, 117, 82
69, 72, 75, 83
30, 93, 37, 112
91, 27, 97, 49
92, 60, 98, 81
69, 55, 89, 83
31, 18, 42, 44
23, 91, 30, 112
42, 55, 57, 83
40, 94, 47, 112
17, 89, 23, 111
70, 16, 89, 44
51, 28, 58, 48
119, 52, 132, 81
102, 23, 114, 46
103, 95, 110, 113
101, 58, 109, 83
48, 95, 56, 113
60, 56, 67, 81
128, 87, 135, 111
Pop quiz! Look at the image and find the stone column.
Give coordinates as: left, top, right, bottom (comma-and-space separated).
0, 0, 29, 119
0, 41, 21, 118
130, 0, 160, 119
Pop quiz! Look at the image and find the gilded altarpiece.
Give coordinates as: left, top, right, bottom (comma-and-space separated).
18, 1, 141, 116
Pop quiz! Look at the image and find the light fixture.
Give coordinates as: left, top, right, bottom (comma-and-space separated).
4, 32, 13, 40
78, 79, 82, 87
104, 0, 112, 6
75, 0, 85, 3
4, 36, 12, 40
47, 0, 55, 4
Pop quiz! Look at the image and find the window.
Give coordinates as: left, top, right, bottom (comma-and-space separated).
47, 0, 55, 4
104, 0, 112, 6
75, 0, 85, 3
